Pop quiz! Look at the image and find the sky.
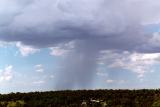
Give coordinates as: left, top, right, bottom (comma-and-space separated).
1, 0, 160, 93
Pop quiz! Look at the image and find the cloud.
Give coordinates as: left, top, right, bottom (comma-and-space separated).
0, 0, 32, 27
0, 0, 159, 53
106, 79, 126, 84
149, 32, 160, 47
32, 80, 45, 85
0, 0, 159, 51
1, 0, 160, 89
35, 64, 44, 73
36, 69, 44, 73
50, 41, 74, 56
106, 79, 115, 83
96, 72, 108, 77
0, 65, 14, 82
16, 42, 39, 56
50, 47, 69, 56
50, 75, 54, 79
0, 41, 11, 48
99, 50, 160, 78
35, 64, 43, 68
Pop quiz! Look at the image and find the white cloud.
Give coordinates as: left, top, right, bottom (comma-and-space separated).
106, 79, 126, 84
149, 32, 160, 47
50, 75, 54, 79
32, 80, 45, 85
36, 69, 44, 73
50, 41, 75, 56
99, 50, 160, 78
106, 79, 115, 83
0, 41, 11, 48
35, 64, 44, 73
50, 47, 69, 56
96, 72, 108, 77
35, 64, 43, 68
0, 65, 14, 82
16, 42, 39, 56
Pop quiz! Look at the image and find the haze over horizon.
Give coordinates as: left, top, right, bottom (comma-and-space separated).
0, 0, 160, 93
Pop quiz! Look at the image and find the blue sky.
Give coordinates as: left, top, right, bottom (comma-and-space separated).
0, 42, 160, 93
1, 0, 160, 93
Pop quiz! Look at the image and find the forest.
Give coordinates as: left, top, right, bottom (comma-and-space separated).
0, 89, 160, 107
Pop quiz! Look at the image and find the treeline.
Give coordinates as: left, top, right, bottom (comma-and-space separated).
0, 89, 160, 107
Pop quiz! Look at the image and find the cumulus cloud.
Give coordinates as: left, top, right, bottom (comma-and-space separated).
96, 72, 108, 77
50, 47, 68, 56
0, 41, 11, 48
35, 69, 44, 73
16, 42, 39, 56
106, 79, 126, 84
149, 32, 160, 47
0, 65, 14, 82
32, 80, 45, 86
35, 64, 44, 73
99, 51, 160, 78
35, 64, 43, 68
50, 75, 54, 79
50, 41, 74, 56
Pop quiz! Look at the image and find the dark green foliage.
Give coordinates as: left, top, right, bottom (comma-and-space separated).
0, 89, 160, 107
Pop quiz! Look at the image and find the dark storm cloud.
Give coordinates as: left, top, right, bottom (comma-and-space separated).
0, 0, 159, 50
1, 0, 160, 89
